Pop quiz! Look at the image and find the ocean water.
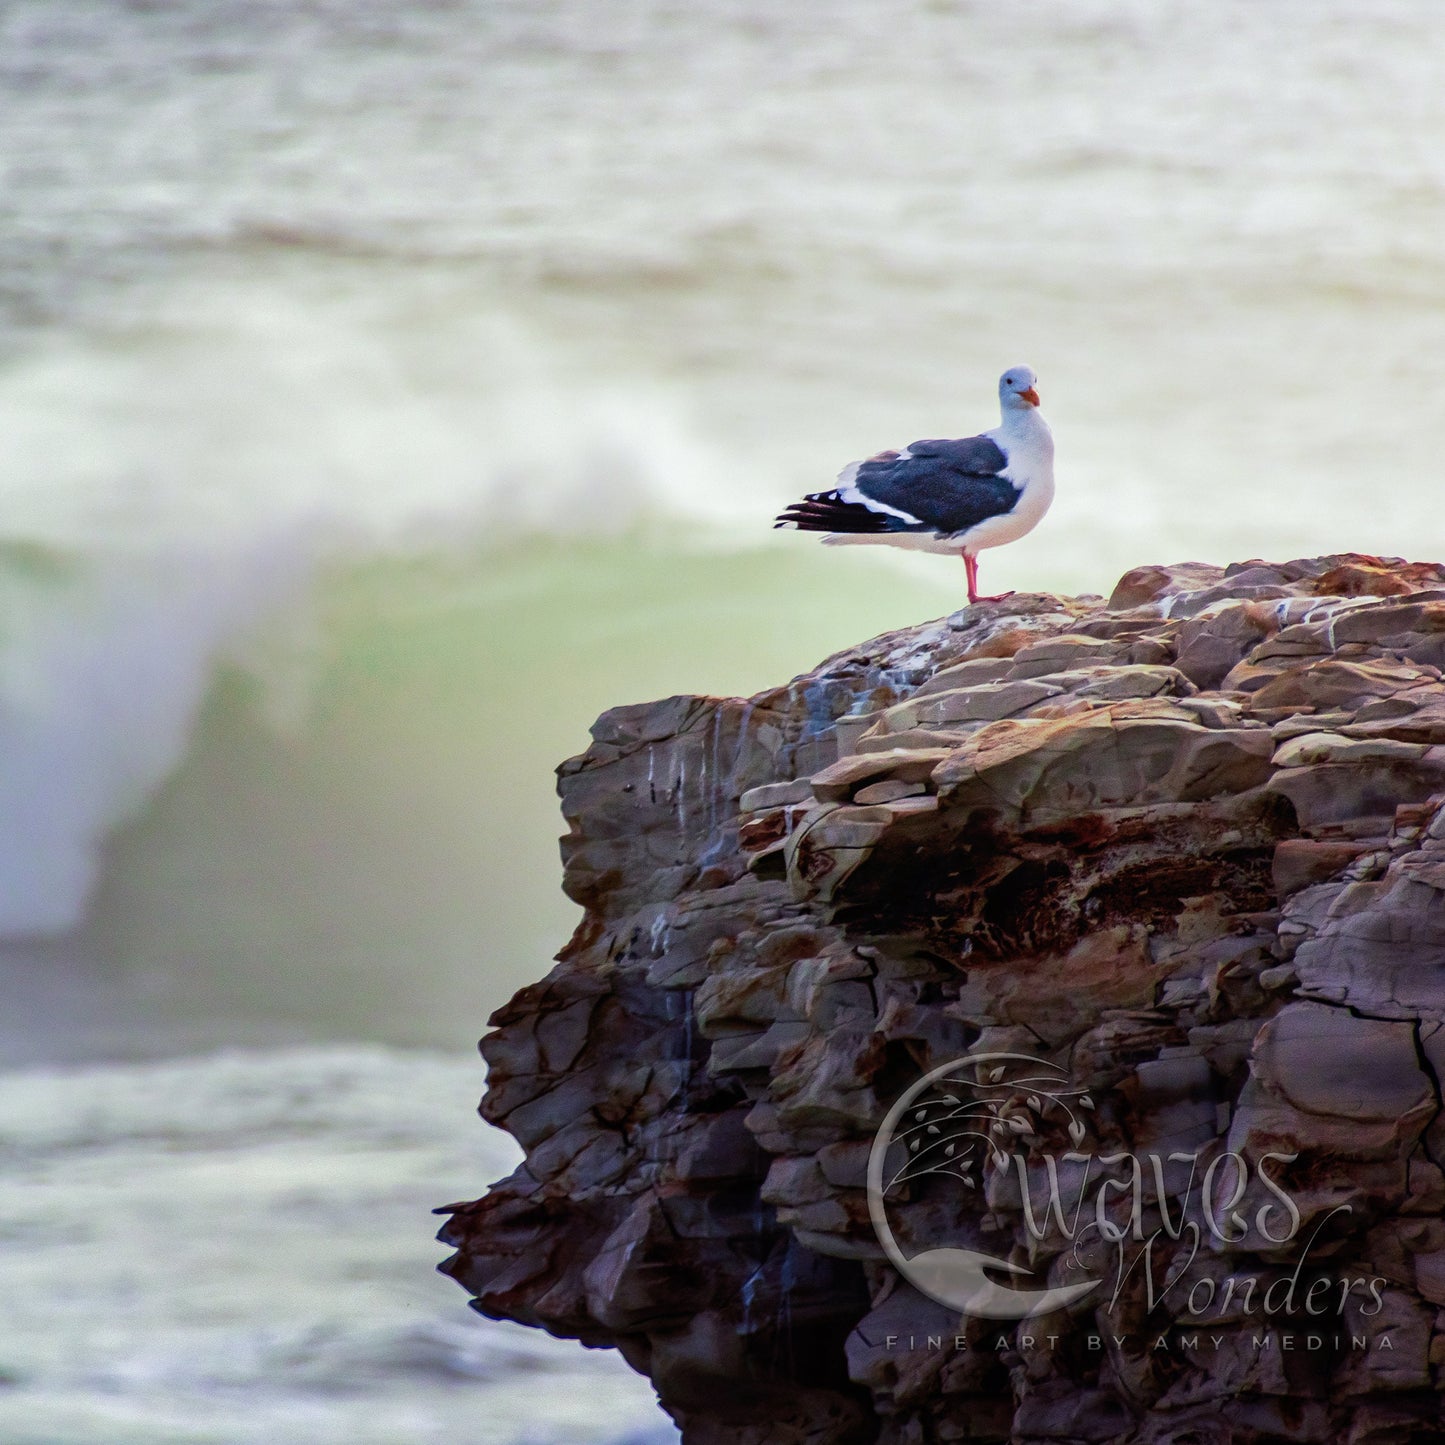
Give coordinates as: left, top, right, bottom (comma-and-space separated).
0, 1048, 675, 1444
2, 0, 1444, 1438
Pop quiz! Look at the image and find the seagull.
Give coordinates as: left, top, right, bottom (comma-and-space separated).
774, 366, 1055, 605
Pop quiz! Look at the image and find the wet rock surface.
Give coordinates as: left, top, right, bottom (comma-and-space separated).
439, 555, 1445, 1443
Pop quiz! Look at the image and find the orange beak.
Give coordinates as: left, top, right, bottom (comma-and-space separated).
1020, 387, 1040, 407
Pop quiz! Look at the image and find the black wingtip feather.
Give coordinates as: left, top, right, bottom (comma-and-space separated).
774, 489, 893, 534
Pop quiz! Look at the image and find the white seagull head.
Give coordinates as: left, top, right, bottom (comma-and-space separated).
998, 365, 1041, 411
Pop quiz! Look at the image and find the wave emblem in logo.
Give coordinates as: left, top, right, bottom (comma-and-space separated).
866, 1051, 1101, 1320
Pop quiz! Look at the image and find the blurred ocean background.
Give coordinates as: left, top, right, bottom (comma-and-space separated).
1, 1, 1443, 1440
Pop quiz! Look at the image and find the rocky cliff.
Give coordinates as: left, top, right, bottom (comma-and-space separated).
439, 555, 1445, 1445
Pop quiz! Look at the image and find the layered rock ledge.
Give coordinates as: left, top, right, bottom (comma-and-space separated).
439, 555, 1445, 1444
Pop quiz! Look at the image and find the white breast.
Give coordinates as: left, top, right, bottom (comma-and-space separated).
961, 473, 1055, 553
963, 415, 1054, 554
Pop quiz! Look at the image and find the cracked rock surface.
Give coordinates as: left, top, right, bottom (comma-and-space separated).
439, 555, 1445, 1443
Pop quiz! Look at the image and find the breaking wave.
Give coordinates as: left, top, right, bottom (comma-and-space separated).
0, 273, 772, 942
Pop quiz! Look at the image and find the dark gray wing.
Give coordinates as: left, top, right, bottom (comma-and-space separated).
904, 437, 1009, 469
854, 434, 1018, 534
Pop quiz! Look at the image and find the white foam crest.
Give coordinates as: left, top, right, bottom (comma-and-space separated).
0, 273, 754, 551
0, 536, 314, 935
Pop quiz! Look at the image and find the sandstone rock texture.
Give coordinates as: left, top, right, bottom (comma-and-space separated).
439, 555, 1445, 1444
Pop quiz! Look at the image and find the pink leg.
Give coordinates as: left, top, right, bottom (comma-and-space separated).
962, 551, 1014, 606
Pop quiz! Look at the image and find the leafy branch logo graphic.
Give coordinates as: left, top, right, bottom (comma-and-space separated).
866, 1051, 1102, 1320
890, 1058, 1096, 1185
